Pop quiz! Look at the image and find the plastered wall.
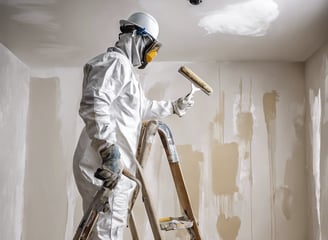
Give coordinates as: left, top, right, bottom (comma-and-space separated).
1, 41, 311, 239
137, 61, 307, 240
23, 68, 83, 240
305, 42, 328, 240
0, 43, 30, 240
28, 61, 308, 240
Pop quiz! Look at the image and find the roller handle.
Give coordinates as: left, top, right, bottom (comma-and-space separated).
185, 83, 200, 101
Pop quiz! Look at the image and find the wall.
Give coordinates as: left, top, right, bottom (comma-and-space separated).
23, 68, 83, 240
26, 61, 307, 240
138, 61, 307, 240
0, 43, 30, 240
305, 42, 328, 240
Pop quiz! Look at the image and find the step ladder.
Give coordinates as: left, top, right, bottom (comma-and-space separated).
73, 120, 202, 240
128, 120, 202, 240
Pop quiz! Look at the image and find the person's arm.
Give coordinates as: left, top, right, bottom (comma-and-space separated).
142, 98, 174, 120
141, 89, 194, 120
79, 57, 128, 188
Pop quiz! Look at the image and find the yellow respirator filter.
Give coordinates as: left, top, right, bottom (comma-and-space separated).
145, 49, 158, 63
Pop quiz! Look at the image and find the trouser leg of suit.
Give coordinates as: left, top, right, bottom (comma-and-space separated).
77, 174, 136, 240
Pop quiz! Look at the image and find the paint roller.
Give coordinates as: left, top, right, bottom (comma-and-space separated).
178, 66, 213, 99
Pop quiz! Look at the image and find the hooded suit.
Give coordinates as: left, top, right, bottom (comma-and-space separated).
73, 32, 173, 239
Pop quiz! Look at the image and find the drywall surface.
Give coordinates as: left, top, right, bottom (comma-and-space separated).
0, 43, 29, 240
23, 68, 83, 240
27, 61, 307, 240
138, 61, 307, 240
305, 41, 328, 240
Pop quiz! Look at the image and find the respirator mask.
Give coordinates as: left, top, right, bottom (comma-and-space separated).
120, 25, 162, 69
138, 32, 162, 69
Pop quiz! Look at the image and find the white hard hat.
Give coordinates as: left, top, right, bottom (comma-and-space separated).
120, 12, 159, 40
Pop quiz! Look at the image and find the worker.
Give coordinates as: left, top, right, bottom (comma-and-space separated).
73, 12, 194, 240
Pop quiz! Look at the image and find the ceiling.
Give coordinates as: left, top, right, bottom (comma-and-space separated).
0, 0, 327, 68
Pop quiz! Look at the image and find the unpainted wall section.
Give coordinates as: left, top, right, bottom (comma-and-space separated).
305, 41, 328, 240
0, 43, 29, 240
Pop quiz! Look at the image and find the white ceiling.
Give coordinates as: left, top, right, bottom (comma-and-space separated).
0, 0, 327, 68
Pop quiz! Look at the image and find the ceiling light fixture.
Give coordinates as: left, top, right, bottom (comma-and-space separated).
190, 0, 202, 5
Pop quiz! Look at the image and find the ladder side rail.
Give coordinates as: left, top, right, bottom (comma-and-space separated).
134, 120, 164, 240
128, 212, 139, 240
157, 121, 202, 240
73, 187, 109, 240
136, 120, 160, 167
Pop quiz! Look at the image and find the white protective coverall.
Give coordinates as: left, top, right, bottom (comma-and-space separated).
73, 32, 176, 239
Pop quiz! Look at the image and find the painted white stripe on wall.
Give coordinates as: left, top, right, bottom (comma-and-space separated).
323, 56, 328, 124
309, 88, 322, 240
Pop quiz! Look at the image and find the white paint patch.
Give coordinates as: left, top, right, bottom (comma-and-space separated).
198, 0, 279, 36
217, 194, 240, 218
309, 88, 322, 240
323, 56, 328, 123
233, 94, 241, 135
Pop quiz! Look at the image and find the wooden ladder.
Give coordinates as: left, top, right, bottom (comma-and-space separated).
72, 120, 202, 240
128, 120, 202, 240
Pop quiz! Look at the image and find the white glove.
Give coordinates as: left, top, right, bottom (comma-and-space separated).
172, 94, 194, 117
